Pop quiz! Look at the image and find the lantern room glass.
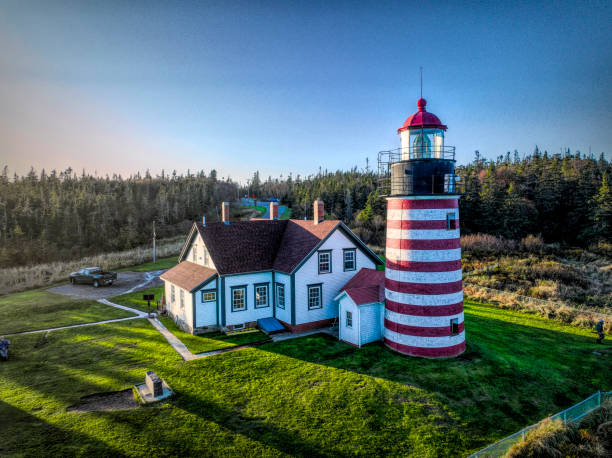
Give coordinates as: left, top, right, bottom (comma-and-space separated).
409, 128, 445, 159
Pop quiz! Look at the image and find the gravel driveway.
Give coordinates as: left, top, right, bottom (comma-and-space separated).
47, 270, 165, 300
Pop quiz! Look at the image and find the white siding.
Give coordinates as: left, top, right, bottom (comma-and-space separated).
194, 278, 218, 327
163, 280, 194, 333
185, 233, 216, 269
359, 303, 384, 345
338, 295, 358, 346
274, 272, 291, 325
294, 229, 377, 325
223, 272, 275, 326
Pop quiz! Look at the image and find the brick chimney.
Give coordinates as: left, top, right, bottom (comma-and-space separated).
222, 202, 230, 224
270, 202, 279, 220
314, 199, 324, 225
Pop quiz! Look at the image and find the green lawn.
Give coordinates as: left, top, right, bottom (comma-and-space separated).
0, 301, 610, 456
117, 256, 178, 272
0, 290, 136, 335
280, 207, 292, 219
110, 285, 166, 312
159, 316, 270, 354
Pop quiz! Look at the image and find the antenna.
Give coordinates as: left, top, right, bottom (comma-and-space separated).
420, 66, 423, 99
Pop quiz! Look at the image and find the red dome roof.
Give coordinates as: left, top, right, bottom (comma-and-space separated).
398, 98, 447, 133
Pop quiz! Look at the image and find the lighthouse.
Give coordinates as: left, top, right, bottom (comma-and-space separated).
381, 98, 465, 358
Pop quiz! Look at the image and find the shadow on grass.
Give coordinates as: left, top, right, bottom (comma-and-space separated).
174, 392, 328, 457
0, 400, 122, 456
254, 311, 612, 444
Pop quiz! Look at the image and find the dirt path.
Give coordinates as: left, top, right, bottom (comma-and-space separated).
47, 270, 164, 300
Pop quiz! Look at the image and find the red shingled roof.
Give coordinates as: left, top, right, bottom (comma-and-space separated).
340, 268, 385, 305
273, 220, 340, 273
192, 219, 342, 275
160, 261, 217, 292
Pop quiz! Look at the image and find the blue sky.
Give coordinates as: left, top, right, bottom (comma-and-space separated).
1, 0, 611, 182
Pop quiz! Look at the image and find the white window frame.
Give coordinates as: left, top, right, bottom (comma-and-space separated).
318, 251, 332, 274
231, 286, 247, 312
201, 289, 216, 302
276, 283, 285, 309
254, 283, 269, 308
193, 245, 197, 262
171, 285, 175, 303
346, 310, 353, 328
307, 284, 323, 310
180, 289, 185, 309
343, 248, 356, 271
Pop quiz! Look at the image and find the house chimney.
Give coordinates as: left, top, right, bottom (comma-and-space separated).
270, 202, 279, 220
314, 199, 324, 225
222, 202, 230, 224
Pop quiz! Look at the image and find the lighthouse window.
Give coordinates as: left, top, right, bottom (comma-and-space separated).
446, 213, 457, 230
343, 249, 356, 271
318, 251, 332, 274
413, 132, 432, 158
450, 318, 459, 336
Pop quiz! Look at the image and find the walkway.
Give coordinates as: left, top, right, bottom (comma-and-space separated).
271, 327, 338, 342
5, 299, 148, 337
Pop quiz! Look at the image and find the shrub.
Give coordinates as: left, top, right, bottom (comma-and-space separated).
505, 418, 567, 457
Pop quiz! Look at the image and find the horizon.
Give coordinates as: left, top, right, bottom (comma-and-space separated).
1, 1, 611, 182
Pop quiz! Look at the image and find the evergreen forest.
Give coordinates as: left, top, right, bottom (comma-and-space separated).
1, 149, 610, 268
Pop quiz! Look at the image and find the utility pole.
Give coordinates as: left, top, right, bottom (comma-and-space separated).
152, 220, 157, 264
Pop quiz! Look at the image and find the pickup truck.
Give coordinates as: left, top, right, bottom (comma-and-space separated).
69, 267, 117, 287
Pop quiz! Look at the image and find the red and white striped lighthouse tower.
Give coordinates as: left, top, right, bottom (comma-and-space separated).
383, 98, 465, 357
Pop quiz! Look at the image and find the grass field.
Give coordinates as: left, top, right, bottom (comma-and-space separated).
0, 290, 136, 335
159, 316, 270, 354
110, 285, 165, 312
117, 256, 178, 272
0, 300, 610, 456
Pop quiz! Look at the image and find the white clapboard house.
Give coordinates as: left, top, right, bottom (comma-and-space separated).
161, 200, 383, 334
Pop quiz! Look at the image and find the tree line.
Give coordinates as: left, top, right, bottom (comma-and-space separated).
1, 149, 610, 268
244, 149, 611, 248
0, 167, 238, 268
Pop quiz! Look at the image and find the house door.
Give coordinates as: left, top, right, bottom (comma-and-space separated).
196, 290, 218, 327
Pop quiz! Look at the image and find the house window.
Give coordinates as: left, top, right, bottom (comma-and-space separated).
276, 283, 285, 309
318, 251, 331, 274
171, 285, 175, 303
450, 318, 459, 336
203, 249, 208, 265
346, 311, 353, 328
307, 284, 322, 310
231, 286, 247, 312
193, 245, 197, 262
254, 283, 269, 308
446, 212, 457, 230
343, 248, 356, 271
201, 289, 216, 302
180, 289, 185, 309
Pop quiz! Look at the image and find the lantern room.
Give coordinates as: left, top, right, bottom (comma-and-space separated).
397, 98, 447, 159
377, 97, 460, 197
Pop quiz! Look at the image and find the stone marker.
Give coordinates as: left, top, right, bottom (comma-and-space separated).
145, 371, 163, 397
